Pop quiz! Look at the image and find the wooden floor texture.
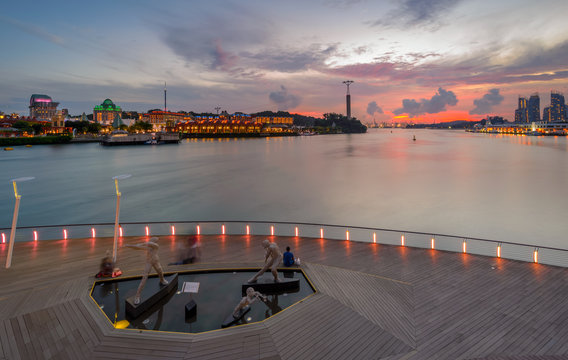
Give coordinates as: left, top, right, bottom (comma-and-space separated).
1, 234, 568, 359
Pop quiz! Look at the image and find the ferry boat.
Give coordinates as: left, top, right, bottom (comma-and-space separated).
100, 131, 180, 146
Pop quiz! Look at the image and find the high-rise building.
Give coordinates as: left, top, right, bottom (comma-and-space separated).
29, 94, 59, 120
528, 94, 540, 123
550, 91, 565, 122
93, 99, 122, 125
543, 107, 551, 122
514, 96, 528, 123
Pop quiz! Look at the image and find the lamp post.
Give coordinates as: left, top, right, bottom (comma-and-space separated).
112, 174, 131, 263
5, 177, 35, 269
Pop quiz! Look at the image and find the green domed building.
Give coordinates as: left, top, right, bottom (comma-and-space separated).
93, 99, 122, 125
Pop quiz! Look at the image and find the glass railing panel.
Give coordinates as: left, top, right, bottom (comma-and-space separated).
538, 248, 568, 267
270, 223, 297, 238
248, 222, 272, 236
194, 222, 219, 236
372, 229, 400, 246
222, 222, 244, 236
403, 232, 430, 249
465, 239, 498, 258
174, 222, 199, 237
348, 228, 373, 244
432, 235, 460, 252
499, 243, 535, 263
295, 224, 321, 239
316, 225, 342, 241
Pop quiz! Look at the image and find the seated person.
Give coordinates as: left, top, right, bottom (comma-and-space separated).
96, 250, 122, 278
283, 246, 295, 267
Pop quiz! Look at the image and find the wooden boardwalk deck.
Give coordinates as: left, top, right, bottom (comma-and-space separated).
1, 234, 568, 359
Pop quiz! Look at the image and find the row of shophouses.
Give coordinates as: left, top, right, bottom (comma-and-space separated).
141, 111, 295, 135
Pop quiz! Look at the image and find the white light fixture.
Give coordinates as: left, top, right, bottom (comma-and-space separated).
6, 177, 35, 268
112, 174, 131, 263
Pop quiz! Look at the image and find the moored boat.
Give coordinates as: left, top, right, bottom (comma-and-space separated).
100, 131, 180, 146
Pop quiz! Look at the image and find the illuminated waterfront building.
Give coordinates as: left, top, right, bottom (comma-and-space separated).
175, 119, 262, 135
528, 94, 540, 123
550, 91, 565, 122
138, 110, 187, 131
93, 99, 122, 125
29, 94, 59, 120
52, 110, 65, 128
514, 97, 528, 123
254, 116, 294, 125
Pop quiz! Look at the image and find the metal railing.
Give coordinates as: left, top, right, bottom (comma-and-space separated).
1, 220, 567, 267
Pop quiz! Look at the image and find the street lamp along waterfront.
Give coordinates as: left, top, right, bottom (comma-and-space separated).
112, 174, 132, 263
5, 176, 35, 269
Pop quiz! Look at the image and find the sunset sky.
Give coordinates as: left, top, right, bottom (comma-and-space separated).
1, 0, 568, 123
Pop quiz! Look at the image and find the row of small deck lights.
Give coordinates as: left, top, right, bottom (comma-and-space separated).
3, 177, 540, 268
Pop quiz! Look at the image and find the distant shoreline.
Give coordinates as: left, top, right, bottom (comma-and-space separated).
0, 135, 72, 146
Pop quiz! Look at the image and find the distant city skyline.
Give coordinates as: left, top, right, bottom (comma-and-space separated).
1, 0, 568, 123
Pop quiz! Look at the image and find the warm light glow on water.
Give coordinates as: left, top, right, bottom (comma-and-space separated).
1, 129, 567, 248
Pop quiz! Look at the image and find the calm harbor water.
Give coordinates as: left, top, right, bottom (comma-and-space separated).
1, 129, 567, 248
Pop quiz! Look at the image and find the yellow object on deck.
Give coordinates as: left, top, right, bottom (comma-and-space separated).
114, 320, 130, 329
